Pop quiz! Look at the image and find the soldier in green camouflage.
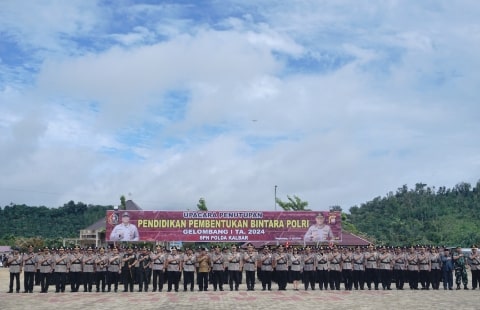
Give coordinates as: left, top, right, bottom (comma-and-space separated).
453, 246, 468, 290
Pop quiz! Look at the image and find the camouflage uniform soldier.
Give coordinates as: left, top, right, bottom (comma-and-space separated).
53, 247, 69, 293
22, 245, 36, 293
7, 248, 22, 293
453, 246, 468, 290
469, 245, 480, 290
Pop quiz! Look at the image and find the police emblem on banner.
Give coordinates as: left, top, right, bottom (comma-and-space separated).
108, 212, 119, 225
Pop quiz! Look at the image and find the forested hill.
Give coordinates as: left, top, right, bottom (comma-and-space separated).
0, 201, 111, 242
2, 181, 480, 247
348, 181, 480, 247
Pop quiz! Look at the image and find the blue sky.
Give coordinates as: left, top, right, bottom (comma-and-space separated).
1, 0, 479, 211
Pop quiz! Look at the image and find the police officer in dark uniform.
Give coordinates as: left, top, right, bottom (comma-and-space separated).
137, 247, 152, 292
122, 247, 137, 292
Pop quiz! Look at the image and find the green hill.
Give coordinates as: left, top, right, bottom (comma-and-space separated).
348, 181, 480, 247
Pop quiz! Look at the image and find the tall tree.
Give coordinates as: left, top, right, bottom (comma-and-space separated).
276, 195, 310, 211
197, 198, 208, 211
120, 195, 126, 210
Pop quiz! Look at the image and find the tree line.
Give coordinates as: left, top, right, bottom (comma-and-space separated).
348, 181, 480, 247
0, 201, 111, 247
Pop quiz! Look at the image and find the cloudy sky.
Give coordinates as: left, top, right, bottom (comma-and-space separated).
1, 1, 479, 212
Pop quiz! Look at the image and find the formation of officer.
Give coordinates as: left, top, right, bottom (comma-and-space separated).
5, 243, 480, 293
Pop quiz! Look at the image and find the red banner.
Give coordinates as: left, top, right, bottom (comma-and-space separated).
106, 210, 342, 243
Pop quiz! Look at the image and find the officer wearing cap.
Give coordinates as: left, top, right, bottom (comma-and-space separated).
273, 245, 288, 291
304, 213, 334, 243
95, 247, 108, 292
243, 243, 257, 291
197, 247, 211, 291
427, 247, 440, 290
342, 247, 354, 290
393, 247, 406, 290
37, 247, 54, 293
107, 247, 121, 292
137, 247, 152, 292
315, 246, 329, 290
109, 212, 140, 241
352, 246, 365, 290
258, 245, 273, 291
328, 246, 342, 290
416, 246, 430, 290
469, 245, 480, 289
364, 244, 379, 290
53, 247, 69, 293
453, 246, 469, 289
22, 245, 36, 293
441, 247, 454, 290
68, 245, 83, 292
289, 247, 302, 290
7, 247, 22, 293
166, 246, 182, 292
182, 247, 196, 291
82, 247, 96, 292
151, 245, 166, 292
227, 245, 242, 291
210, 245, 225, 291
121, 247, 137, 292
378, 246, 393, 290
